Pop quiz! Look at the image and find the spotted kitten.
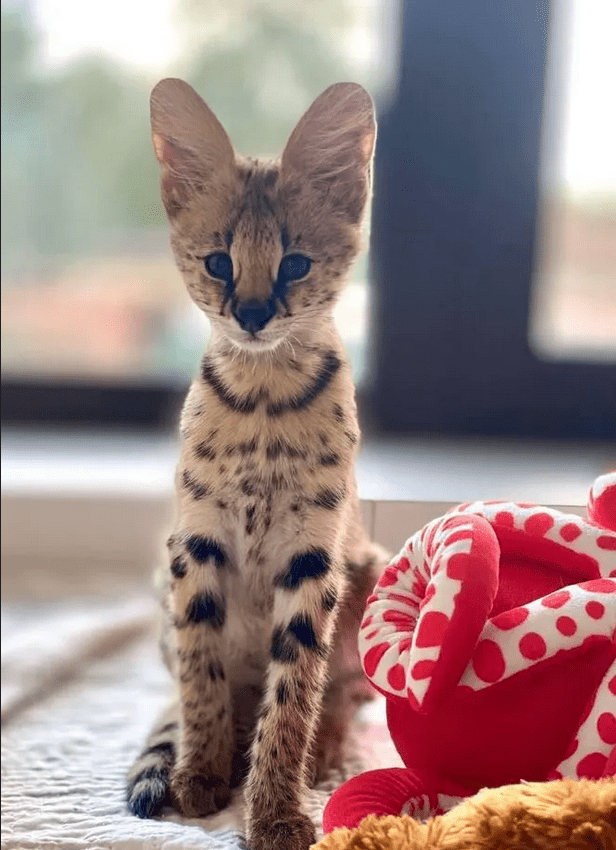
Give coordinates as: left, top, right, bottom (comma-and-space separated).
126, 79, 388, 850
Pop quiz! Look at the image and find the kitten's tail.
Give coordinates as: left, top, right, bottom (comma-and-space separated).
126, 703, 178, 818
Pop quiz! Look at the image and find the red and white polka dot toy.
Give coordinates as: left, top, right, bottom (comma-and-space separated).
323, 473, 616, 834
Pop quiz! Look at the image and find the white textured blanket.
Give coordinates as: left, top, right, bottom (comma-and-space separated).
1, 597, 400, 850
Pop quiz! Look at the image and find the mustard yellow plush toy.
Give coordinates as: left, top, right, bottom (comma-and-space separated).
312, 778, 616, 850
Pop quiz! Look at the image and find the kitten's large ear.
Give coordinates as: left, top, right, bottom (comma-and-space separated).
150, 78, 235, 217
281, 83, 376, 222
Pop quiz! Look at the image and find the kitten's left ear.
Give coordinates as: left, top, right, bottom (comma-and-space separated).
281, 83, 376, 222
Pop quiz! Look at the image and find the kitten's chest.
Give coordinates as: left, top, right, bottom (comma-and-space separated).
223, 557, 275, 685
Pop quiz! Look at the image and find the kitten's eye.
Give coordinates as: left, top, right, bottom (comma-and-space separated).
204, 252, 233, 280
279, 254, 311, 281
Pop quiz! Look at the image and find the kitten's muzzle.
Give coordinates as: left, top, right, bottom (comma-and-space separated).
232, 298, 276, 334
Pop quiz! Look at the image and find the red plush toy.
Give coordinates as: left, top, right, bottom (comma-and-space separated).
323, 474, 616, 833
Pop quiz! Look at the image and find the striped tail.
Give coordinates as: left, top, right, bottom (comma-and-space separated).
126, 704, 178, 818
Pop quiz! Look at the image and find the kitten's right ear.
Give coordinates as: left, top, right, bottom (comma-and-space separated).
150, 78, 235, 217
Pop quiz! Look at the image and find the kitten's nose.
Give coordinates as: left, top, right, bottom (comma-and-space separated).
232, 299, 276, 333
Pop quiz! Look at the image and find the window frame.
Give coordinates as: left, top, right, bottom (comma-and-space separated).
366, 0, 616, 438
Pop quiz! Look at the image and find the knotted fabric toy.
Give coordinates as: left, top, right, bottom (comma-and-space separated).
323, 474, 616, 833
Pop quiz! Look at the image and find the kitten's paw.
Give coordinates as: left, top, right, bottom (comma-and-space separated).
126, 769, 168, 819
246, 812, 316, 850
170, 766, 231, 817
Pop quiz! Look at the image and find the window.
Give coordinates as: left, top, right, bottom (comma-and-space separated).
369, 0, 615, 437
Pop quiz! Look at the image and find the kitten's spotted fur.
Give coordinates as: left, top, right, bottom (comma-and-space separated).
126, 79, 388, 850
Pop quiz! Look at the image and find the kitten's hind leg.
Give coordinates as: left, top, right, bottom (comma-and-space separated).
126, 703, 179, 818
309, 541, 389, 785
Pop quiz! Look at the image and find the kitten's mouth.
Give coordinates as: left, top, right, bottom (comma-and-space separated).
230, 332, 286, 353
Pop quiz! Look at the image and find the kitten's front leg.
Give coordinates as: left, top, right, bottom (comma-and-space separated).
245, 539, 344, 850
167, 529, 233, 817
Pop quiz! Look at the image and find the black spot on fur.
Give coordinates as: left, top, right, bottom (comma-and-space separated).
245, 504, 256, 535
195, 442, 216, 461
280, 225, 290, 251
185, 536, 226, 567
332, 403, 344, 422
321, 589, 338, 612
158, 722, 178, 735
290, 502, 301, 512
270, 472, 283, 489
276, 679, 290, 705
266, 438, 307, 460
312, 487, 344, 510
225, 230, 233, 248
238, 438, 258, 455
266, 439, 283, 460
171, 557, 187, 578
241, 478, 255, 496
216, 499, 228, 510
264, 167, 279, 188
271, 615, 322, 663
185, 592, 226, 629
181, 470, 209, 500
275, 549, 331, 589
319, 453, 340, 466
144, 740, 175, 759
201, 357, 261, 414
266, 351, 341, 416
344, 430, 358, 445
288, 614, 320, 651
270, 627, 299, 663
208, 661, 225, 681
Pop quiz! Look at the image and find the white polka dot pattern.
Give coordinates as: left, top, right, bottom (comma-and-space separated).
550, 658, 616, 780
459, 580, 616, 691
358, 473, 616, 789
359, 512, 500, 708
448, 501, 616, 569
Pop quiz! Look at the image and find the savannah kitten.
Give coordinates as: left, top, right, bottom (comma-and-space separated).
126, 79, 387, 850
